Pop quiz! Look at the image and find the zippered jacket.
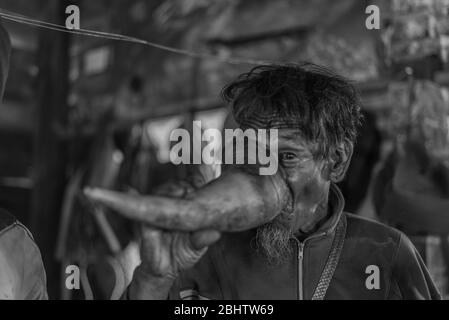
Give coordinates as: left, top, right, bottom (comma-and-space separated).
169, 185, 441, 300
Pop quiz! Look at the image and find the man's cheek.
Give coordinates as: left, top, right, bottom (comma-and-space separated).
290, 167, 327, 203
289, 171, 329, 220
300, 178, 327, 204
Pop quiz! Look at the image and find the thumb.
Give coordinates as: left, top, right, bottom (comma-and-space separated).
190, 230, 221, 250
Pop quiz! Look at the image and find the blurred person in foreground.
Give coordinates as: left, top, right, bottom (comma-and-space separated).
0, 19, 47, 299
123, 64, 440, 300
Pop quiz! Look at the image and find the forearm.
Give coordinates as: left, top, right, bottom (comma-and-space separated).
124, 265, 176, 300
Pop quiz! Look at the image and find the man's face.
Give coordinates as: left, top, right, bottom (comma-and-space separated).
275, 129, 332, 232
256, 128, 333, 263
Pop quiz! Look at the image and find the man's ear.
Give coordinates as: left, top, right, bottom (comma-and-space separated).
328, 139, 354, 183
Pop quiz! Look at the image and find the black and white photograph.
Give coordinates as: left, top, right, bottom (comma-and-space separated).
0, 0, 448, 308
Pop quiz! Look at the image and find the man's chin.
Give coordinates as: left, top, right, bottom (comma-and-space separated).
255, 220, 294, 265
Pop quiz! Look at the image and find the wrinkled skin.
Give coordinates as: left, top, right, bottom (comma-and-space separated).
130, 225, 221, 299
138, 225, 220, 279
266, 129, 353, 237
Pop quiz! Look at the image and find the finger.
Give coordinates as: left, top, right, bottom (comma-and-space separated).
140, 225, 161, 240
140, 226, 163, 249
139, 226, 166, 262
190, 230, 221, 250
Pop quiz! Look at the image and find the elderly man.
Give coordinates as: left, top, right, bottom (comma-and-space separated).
0, 19, 47, 300
122, 64, 439, 300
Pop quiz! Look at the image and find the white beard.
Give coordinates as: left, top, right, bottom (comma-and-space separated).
255, 220, 294, 265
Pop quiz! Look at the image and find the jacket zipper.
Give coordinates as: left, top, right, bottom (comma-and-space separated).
297, 241, 304, 300
293, 232, 326, 300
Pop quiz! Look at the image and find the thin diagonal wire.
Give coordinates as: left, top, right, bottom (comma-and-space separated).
0, 8, 282, 66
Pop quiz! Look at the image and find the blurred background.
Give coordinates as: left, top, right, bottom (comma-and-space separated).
0, 0, 448, 299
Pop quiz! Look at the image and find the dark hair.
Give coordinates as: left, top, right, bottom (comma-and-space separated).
222, 63, 363, 159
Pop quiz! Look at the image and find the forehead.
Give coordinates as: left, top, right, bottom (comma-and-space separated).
277, 128, 315, 151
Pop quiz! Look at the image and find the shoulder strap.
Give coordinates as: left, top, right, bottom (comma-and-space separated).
312, 214, 347, 300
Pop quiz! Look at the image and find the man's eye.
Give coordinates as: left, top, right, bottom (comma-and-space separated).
279, 152, 298, 162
